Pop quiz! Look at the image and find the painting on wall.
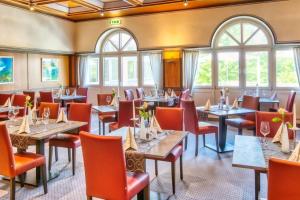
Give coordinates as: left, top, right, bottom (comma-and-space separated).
41, 58, 59, 82
0, 56, 14, 84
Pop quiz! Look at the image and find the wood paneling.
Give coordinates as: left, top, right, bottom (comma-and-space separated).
163, 58, 181, 89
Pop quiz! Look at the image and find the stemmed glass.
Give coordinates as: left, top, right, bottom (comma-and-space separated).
260, 121, 270, 146
66, 89, 70, 96
106, 96, 112, 105
42, 107, 50, 131
7, 108, 14, 128
13, 108, 19, 121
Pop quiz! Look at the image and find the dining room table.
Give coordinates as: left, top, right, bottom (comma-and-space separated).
6, 118, 87, 186
108, 126, 187, 199
238, 97, 280, 110
232, 135, 293, 200
53, 95, 86, 107
197, 105, 256, 153
0, 106, 23, 113
142, 96, 176, 107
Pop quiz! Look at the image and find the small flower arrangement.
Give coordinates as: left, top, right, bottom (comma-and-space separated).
272, 108, 293, 128
25, 96, 32, 108
139, 102, 149, 120
112, 89, 116, 98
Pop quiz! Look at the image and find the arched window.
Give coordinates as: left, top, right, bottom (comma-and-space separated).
100, 29, 138, 86
213, 17, 273, 88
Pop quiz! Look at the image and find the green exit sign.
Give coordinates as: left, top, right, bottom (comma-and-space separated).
110, 19, 121, 25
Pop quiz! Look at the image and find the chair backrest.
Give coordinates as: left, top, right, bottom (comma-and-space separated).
118, 100, 135, 127
268, 158, 300, 200
97, 93, 114, 106
124, 89, 135, 101
76, 87, 88, 103
0, 94, 12, 105
136, 88, 145, 99
39, 91, 53, 103
180, 100, 199, 134
80, 131, 127, 199
241, 95, 260, 110
39, 102, 60, 119
256, 111, 293, 139
0, 123, 15, 177
181, 89, 190, 100
69, 103, 92, 132
23, 91, 35, 105
155, 107, 183, 131
12, 94, 27, 117
286, 91, 296, 112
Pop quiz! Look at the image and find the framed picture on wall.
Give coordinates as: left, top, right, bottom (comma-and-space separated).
41, 58, 59, 82
0, 56, 14, 84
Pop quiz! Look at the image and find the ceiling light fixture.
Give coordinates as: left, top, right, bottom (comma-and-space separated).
183, 0, 188, 7
100, 10, 104, 17
29, 1, 35, 11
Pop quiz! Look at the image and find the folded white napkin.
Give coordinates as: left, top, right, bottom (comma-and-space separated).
171, 90, 177, 98
110, 96, 117, 107
272, 123, 285, 143
289, 142, 300, 162
204, 99, 211, 111
150, 116, 163, 132
124, 127, 138, 151
72, 89, 77, 96
18, 116, 31, 134
272, 123, 290, 153
232, 98, 239, 109
56, 109, 68, 123
3, 98, 11, 107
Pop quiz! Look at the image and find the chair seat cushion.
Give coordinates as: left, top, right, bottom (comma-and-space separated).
127, 171, 149, 199
109, 122, 119, 132
14, 152, 45, 176
198, 122, 218, 134
226, 118, 255, 128
0, 114, 8, 120
49, 134, 80, 148
154, 144, 183, 162
99, 114, 116, 123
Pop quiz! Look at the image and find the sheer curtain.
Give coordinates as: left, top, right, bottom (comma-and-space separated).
149, 53, 163, 89
183, 51, 200, 93
78, 56, 88, 87
293, 47, 300, 86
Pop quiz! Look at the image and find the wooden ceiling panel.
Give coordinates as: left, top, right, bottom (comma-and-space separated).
0, 0, 282, 21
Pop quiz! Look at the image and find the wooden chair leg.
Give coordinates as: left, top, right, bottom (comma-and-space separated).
87, 196, 93, 200
72, 148, 76, 176
137, 184, 150, 200
98, 121, 101, 135
10, 178, 15, 200
41, 164, 48, 194
180, 155, 183, 180
202, 134, 206, 147
238, 128, 242, 135
184, 135, 188, 150
195, 135, 199, 157
253, 128, 256, 136
154, 160, 158, 176
48, 145, 53, 174
18, 173, 25, 188
68, 148, 71, 163
55, 147, 58, 161
102, 122, 105, 136
171, 162, 176, 194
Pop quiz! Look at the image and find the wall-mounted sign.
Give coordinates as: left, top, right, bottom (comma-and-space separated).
110, 18, 121, 25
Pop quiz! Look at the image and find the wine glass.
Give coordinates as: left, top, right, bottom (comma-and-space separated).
66, 89, 70, 96
106, 96, 112, 105
42, 107, 50, 130
260, 121, 270, 146
13, 108, 19, 121
7, 109, 14, 128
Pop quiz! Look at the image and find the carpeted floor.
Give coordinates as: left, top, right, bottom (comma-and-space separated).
0, 113, 267, 200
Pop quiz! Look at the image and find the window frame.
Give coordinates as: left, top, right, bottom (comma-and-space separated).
85, 56, 100, 85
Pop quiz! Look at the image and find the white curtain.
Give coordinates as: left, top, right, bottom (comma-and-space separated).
183, 51, 200, 93
293, 47, 300, 86
78, 56, 88, 87
149, 53, 163, 89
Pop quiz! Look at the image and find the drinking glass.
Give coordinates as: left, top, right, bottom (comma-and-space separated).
7, 109, 14, 128
42, 107, 50, 130
13, 108, 19, 121
260, 121, 270, 146
66, 89, 70, 96
106, 96, 112, 105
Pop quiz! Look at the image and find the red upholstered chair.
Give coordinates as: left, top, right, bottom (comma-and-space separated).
0, 93, 12, 105
226, 95, 259, 135
79, 132, 149, 200
256, 111, 293, 139
136, 88, 145, 99
39, 91, 53, 103
154, 107, 184, 194
0, 123, 47, 200
181, 100, 219, 156
124, 89, 135, 101
270, 91, 296, 112
38, 102, 60, 119
74, 87, 88, 103
12, 94, 27, 117
48, 103, 92, 175
181, 89, 190, 100
23, 91, 35, 106
268, 158, 300, 200
109, 100, 141, 132
97, 93, 116, 135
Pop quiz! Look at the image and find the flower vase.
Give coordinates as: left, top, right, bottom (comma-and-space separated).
281, 122, 290, 153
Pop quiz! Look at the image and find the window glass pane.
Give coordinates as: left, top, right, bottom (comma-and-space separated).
218, 32, 239, 47
122, 56, 138, 86
109, 33, 120, 49
103, 41, 117, 52
246, 30, 268, 45
123, 39, 137, 51
87, 57, 99, 84
226, 23, 241, 43
276, 50, 299, 87
218, 52, 239, 87
103, 57, 118, 86
142, 55, 155, 86
243, 23, 258, 43
246, 51, 269, 87
194, 53, 212, 86
121, 32, 131, 49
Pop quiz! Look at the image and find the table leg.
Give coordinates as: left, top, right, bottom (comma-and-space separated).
255, 170, 260, 200
218, 116, 227, 150
36, 140, 45, 186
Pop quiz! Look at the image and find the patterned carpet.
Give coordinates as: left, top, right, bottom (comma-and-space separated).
0, 113, 267, 200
